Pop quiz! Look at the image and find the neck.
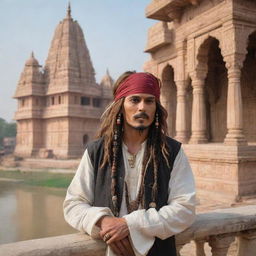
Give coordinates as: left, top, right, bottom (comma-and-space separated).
123, 123, 148, 154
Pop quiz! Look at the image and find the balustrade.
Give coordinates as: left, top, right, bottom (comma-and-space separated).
0, 205, 255, 256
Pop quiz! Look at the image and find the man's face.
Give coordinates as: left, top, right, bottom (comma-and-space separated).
123, 93, 157, 130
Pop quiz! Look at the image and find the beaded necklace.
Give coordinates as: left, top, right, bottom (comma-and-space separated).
110, 112, 159, 216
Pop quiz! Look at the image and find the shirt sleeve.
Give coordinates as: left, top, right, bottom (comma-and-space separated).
123, 147, 196, 255
63, 149, 113, 239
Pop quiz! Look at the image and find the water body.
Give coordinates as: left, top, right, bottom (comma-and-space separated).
0, 180, 75, 245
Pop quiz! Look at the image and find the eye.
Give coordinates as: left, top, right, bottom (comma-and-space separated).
130, 97, 140, 103
145, 98, 155, 104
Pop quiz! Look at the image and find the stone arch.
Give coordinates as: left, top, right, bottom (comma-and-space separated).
196, 36, 228, 142
160, 65, 177, 138
195, 32, 223, 72
241, 31, 256, 142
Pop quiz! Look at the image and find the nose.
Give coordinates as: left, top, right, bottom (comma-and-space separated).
138, 100, 146, 111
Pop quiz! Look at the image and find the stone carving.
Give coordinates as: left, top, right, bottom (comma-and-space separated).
145, 0, 256, 202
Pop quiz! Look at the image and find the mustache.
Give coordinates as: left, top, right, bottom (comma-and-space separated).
134, 112, 149, 120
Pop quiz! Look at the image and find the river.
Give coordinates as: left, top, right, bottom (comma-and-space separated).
0, 180, 75, 245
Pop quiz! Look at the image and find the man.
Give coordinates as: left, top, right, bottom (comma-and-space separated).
63, 71, 196, 256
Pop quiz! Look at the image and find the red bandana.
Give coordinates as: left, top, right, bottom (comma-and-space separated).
114, 72, 160, 101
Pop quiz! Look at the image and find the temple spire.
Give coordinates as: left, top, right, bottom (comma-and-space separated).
66, 2, 71, 18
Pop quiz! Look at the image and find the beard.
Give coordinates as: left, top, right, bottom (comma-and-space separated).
126, 122, 150, 135
124, 112, 153, 135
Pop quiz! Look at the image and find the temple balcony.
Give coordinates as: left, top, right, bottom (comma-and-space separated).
146, 0, 202, 21
145, 22, 173, 53
0, 205, 255, 256
42, 105, 102, 119
14, 108, 43, 120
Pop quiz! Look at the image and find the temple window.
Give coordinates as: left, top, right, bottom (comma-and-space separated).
92, 98, 101, 108
81, 97, 90, 106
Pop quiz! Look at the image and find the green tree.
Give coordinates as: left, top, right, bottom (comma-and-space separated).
0, 118, 6, 148
0, 118, 16, 149
4, 122, 16, 137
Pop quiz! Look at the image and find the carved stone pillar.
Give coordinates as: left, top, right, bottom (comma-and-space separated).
224, 57, 247, 145
195, 239, 206, 256
175, 80, 189, 143
237, 230, 256, 256
209, 234, 235, 256
189, 72, 207, 144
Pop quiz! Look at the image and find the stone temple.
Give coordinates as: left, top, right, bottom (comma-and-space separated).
13, 5, 113, 159
144, 0, 256, 203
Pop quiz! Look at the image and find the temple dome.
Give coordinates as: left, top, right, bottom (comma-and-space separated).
25, 52, 39, 66
100, 69, 114, 89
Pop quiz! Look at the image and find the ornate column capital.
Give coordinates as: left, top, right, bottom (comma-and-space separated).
175, 80, 187, 91
223, 53, 245, 71
189, 70, 207, 85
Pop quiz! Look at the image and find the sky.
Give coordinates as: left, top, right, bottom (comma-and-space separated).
0, 0, 155, 122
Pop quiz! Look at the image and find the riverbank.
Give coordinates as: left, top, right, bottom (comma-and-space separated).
0, 169, 74, 188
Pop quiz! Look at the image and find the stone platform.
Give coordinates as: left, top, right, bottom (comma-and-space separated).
183, 143, 256, 203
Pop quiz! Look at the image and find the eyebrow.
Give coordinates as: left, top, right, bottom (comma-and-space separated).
129, 95, 155, 100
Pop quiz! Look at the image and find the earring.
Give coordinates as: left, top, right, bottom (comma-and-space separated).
155, 113, 159, 128
116, 113, 121, 125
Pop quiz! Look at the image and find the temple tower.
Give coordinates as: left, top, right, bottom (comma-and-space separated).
145, 0, 256, 203
100, 69, 114, 108
13, 53, 45, 157
14, 5, 112, 159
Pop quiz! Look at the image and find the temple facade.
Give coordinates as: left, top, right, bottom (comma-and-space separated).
13, 5, 113, 159
144, 0, 256, 202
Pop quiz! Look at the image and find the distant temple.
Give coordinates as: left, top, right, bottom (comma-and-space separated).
144, 0, 256, 203
13, 4, 113, 159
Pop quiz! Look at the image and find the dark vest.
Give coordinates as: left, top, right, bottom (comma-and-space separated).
86, 136, 181, 256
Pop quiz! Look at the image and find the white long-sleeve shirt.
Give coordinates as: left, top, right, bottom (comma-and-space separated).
63, 142, 196, 256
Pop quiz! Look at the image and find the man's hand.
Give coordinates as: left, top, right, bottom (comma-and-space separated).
109, 237, 135, 256
96, 216, 135, 256
97, 216, 129, 243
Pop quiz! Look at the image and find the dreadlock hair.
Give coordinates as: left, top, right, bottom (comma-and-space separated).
96, 71, 170, 216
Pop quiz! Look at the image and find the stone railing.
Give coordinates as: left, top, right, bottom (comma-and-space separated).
0, 205, 255, 256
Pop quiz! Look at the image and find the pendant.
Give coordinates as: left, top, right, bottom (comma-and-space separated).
128, 154, 136, 168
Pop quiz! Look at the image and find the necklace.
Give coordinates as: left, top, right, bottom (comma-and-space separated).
125, 157, 147, 213
125, 181, 143, 213
127, 153, 136, 168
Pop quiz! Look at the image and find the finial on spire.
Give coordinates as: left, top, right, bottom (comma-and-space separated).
106, 68, 110, 76
66, 2, 71, 18
31, 51, 35, 58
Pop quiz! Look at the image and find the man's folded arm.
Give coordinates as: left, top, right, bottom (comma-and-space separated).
63, 149, 113, 238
